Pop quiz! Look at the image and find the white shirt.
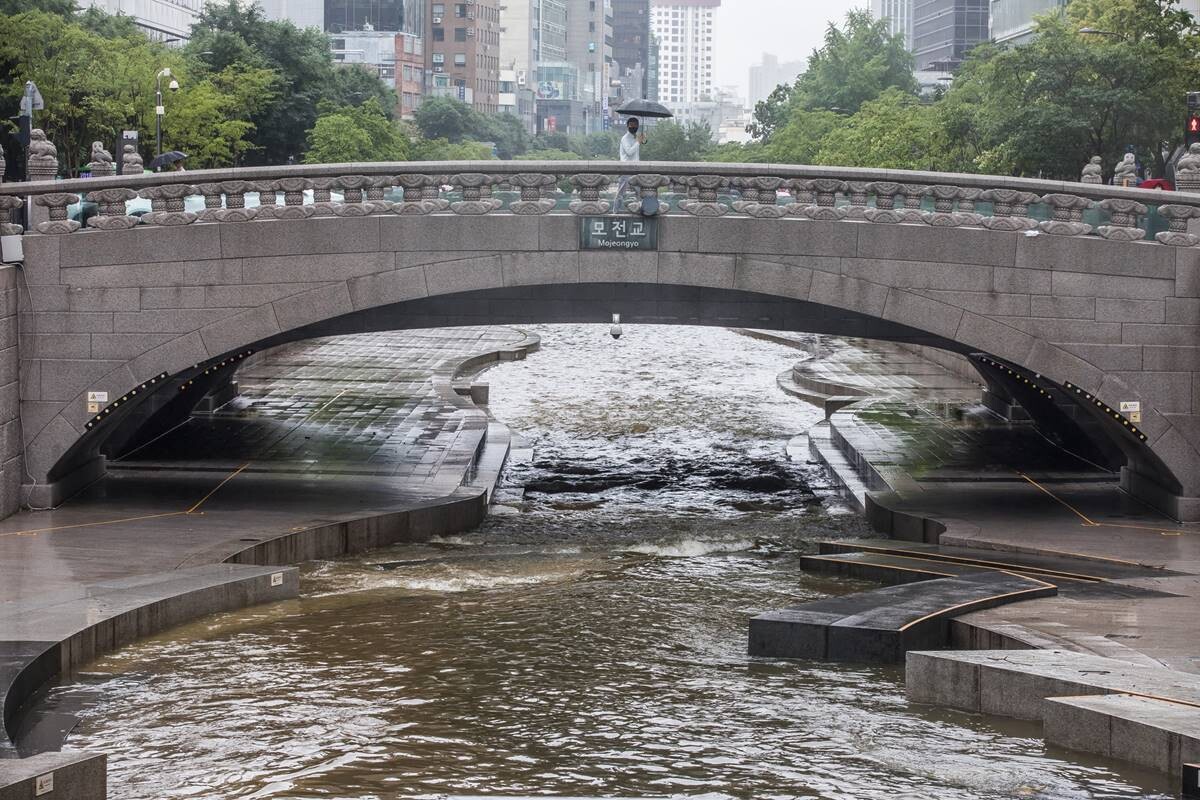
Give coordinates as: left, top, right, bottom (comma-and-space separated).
619, 131, 641, 162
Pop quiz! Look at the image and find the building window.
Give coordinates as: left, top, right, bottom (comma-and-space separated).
434, 27, 444, 40
454, 53, 467, 66
455, 27, 467, 40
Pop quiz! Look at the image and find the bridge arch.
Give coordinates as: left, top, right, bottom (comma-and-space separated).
4, 163, 1198, 520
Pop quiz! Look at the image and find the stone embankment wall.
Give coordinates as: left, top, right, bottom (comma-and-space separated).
0, 266, 20, 518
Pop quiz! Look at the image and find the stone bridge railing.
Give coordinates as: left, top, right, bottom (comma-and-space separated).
1, 161, 1199, 247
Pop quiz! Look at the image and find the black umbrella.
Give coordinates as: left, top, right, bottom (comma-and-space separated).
149, 150, 187, 170
615, 99, 674, 119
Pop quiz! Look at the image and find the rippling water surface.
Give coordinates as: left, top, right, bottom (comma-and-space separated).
55, 326, 1169, 799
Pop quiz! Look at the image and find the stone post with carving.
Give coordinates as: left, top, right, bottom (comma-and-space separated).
1080, 156, 1103, 185
122, 144, 144, 176
26, 129, 57, 182
1176, 143, 1200, 194
87, 141, 115, 178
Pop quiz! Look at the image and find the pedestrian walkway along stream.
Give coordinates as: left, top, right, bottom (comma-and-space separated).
20, 324, 1176, 799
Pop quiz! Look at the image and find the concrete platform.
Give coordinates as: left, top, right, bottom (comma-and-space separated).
1, 564, 299, 752
906, 649, 1200, 721
748, 571, 1056, 663
1043, 693, 1200, 776
0, 751, 105, 800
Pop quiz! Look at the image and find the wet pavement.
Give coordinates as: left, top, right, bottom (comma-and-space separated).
0, 327, 534, 599
803, 340, 1200, 674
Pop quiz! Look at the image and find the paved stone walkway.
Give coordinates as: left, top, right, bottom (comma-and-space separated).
799, 339, 1200, 674
0, 326, 532, 602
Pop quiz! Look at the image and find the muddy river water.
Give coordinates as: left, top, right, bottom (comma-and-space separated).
51, 326, 1169, 799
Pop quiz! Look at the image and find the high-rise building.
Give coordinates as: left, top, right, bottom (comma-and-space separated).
565, 0, 613, 133
989, 0, 1062, 43
258, 0, 324, 29
612, 0, 651, 100
748, 53, 804, 108
499, 0, 538, 130
81, 0, 205, 41
911, 0, 988, 71
427, 0, 502, 114
871, 0, 914, 51
396, 31, 426, 118
650, 0, 718, 120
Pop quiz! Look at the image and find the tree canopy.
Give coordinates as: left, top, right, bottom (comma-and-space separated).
735, 1, 1200, 180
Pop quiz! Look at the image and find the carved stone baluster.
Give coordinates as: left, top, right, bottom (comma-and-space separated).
784, 179, 813, 216
864, 181, 904, 223
729, 178, 755, 214
254, 178, 314, 219
1096, 199, 1147, 242
925, 185, 963, 227
623, 174, 671, 215
422, 176, 450, 212
369, 176, 394, 213
481, 174, 504, 211
979, 189, 1039, 231
1039, 193, 1092, 236
250, 181, 278, 217
668, 177, 690, 212
195, 183, 224, 222
393, 175, 433, 215
84, 188, 139, 230
139, 184, 198, 226
209, 180, 258, 222
450, 173, 495, 215
802, 178, 848, 221
310, 178, 337, 217
897, 184, 927, 223
843, 182, 870, 220
333, 176, 374, 216
33, 193, 80, 234
0, 196, 24, 235
1154, 205, 1200, 246
745, 177, 788, 218
509, 173, 558, 215
569, 174, 611, 215
955, 188, 983, 226
683, 175, 728, 217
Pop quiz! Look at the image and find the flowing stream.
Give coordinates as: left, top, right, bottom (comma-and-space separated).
49, 325, 1170, 799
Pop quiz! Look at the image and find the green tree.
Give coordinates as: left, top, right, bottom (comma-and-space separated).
939, 7, 1200, 178
640, 121, 714, 161
704, 141, 769, 163
413, 96, 478, 142
184, 1, 346, 165
813, 88, 944, 170
767, 109, 843, 164
797, 10, 917, 114
410, 137, 494, 161
747, 83, 794, 143
0, 0, 74, 16
515, 148, 578, 160
304, 99, 408, 163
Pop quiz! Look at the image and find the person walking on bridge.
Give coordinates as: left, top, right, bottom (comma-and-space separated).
616, 116, 646, 207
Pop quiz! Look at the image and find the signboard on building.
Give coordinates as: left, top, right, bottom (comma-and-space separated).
580, 217, 658, 251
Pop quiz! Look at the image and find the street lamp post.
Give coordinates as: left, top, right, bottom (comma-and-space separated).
154, 67, 179, 170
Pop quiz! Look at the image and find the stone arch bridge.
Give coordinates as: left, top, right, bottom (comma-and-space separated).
0, 161, 1197, 520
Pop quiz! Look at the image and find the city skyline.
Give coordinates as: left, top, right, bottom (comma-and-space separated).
713, 0, 865, 98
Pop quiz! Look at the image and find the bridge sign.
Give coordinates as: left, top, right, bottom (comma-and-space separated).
580, 216, 658, 251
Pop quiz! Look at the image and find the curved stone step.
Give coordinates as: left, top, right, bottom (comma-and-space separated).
748, 571, 1056, 663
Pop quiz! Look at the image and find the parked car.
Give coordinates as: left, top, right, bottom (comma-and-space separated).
1139, 178, 1174, 190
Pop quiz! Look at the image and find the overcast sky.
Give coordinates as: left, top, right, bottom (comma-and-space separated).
713, 0, 868, 99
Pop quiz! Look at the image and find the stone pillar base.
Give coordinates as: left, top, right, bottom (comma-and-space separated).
23, 456, 106, 510
1120, 467, 1200, 522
